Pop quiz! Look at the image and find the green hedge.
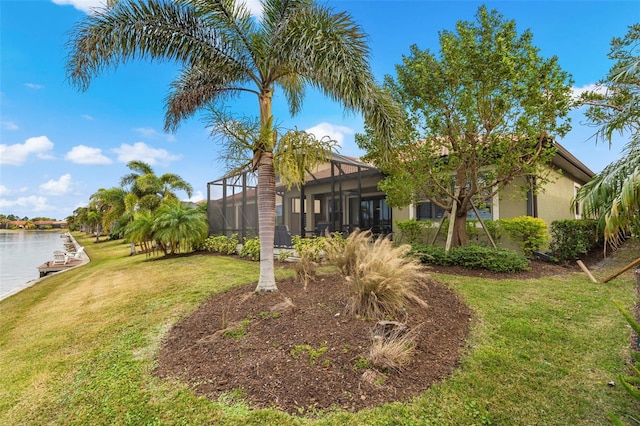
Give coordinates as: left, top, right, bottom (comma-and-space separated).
549, 219, 600, 262
412, 244, 530, 273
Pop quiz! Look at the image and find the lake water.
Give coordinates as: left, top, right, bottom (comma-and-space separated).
0, 230, 68, 300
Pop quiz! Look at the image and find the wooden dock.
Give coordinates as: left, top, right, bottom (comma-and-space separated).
37, 258, 84, 277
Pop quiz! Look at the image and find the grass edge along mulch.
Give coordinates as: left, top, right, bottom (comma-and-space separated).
0, 233, 638, 425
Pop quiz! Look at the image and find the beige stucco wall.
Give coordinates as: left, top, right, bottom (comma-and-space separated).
536, 169, 579, 225
496, 169, 579, 226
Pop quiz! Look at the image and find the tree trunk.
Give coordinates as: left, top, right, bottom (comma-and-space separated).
255, 151, 278, 293
452, 213, 468, 247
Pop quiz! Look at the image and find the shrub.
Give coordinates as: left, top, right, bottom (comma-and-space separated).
500, 216, 549, 256
395, 219, 432, 244
411, 244, 530, 273
410, 244, 452, 266
483, 220, 503, 243
548, 219, 599, 263
204, 234, 239, 255
332, 230, 426, 319
291, 235, 327, 262
239, 236, 260, 261
449, 245, 530, 273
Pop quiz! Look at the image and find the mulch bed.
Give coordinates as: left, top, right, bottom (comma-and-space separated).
154, 249, 607, 415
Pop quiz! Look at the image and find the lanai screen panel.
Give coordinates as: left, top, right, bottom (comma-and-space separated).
207, 170, 258, 238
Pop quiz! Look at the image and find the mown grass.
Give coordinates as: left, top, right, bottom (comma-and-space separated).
1, 233, 638, 425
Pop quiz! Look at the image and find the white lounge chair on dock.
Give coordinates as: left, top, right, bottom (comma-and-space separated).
66, 246, 85, 260
52, 251, 69, 265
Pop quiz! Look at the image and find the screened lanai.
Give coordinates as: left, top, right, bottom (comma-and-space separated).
206, 153, 391, 240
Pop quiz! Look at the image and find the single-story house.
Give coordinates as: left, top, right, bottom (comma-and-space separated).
206, 141, 594, 240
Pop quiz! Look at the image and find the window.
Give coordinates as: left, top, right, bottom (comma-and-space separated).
574, 184, 581, 219
416, 201, 446, 220
416, 199, 492, 221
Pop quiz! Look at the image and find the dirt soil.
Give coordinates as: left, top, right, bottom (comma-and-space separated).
155, 254, 602, 416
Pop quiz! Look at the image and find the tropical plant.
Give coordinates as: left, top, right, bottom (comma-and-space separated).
331, 230, 426, 319
120, 160, 193, 212
124, 210, 156, 256
66, 0, 402, 293
152, 200, 208, 254
90, 187, 137, 239
359, 5, 573, 247
575, 24, 640, 251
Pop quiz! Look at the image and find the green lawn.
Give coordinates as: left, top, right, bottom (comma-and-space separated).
1, 233, 638, 425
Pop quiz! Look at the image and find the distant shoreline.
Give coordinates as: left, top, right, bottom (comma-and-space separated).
0, 232, 88, 302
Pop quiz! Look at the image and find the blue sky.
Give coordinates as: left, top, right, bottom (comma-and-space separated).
1, 0, 638, 220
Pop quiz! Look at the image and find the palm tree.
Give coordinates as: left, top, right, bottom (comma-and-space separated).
124, 210, 156, 256
90, 187, 130, 237
121, 160, 194, 211
576, 24, 640, 250
67, 0, 401, 292
153, 200, 208, 254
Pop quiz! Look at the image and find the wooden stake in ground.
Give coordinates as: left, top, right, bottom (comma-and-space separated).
576, 260, 598, 283
603, 256, 640, 283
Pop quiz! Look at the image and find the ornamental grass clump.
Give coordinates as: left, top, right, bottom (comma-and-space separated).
368, 328, 418, 372
334, 230, 426, 319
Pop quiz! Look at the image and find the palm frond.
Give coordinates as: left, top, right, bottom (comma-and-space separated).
67, 0, 240, 91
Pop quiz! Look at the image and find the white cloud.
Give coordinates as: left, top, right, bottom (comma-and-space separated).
133, 127, 159, 138
184, 190, 205, 203
39, 174, 75, 196
571, 83, 608, 100
82, 114, 94, 121
24, 83, 44, 90
133, 127, 176, 142
0, 136, 55, 165
113, 142, 181, 166
305, 122, 355, 147
1, 120, 18, 131
51, 0, 106, 13
0, 185, 28, 196
0, 195, 52, 212
65, 145, 113, 165
242, 0, 262, 17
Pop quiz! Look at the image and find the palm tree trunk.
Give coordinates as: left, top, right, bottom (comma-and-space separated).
255, 151, 277, 292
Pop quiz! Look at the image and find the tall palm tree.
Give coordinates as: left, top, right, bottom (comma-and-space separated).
121, 160, 194, 211
90, 187, 129, 237
67, 0, 401, 292
576, 24, 640, 250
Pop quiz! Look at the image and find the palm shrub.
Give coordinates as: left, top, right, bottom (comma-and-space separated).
153, 201, 208, 254
331, 230, 426, 319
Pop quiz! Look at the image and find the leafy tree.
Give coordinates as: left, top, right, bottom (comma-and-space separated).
359, 6, 572, 247
66, 0, 401, 292
575, 24, 640, 250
